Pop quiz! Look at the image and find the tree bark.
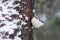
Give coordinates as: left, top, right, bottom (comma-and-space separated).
20, 0, 34, 40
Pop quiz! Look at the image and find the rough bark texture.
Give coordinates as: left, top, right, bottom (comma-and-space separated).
0, 0, 34, 40
20, 0, 34, 40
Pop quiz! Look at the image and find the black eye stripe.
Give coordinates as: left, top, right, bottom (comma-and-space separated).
35, 17, 45, 23
39, 19, 45, 23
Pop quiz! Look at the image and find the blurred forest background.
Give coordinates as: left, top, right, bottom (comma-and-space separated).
33, 0, 60, 40
34, 0, 60, 21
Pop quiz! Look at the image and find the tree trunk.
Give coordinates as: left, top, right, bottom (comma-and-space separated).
20, 0, 34, 40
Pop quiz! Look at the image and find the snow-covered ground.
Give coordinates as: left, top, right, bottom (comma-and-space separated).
0, 0, 28, 40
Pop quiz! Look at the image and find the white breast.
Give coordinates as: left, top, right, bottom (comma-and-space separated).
31, 17, 44, 28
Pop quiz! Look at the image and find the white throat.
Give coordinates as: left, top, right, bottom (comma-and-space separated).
31, 17, 44, 28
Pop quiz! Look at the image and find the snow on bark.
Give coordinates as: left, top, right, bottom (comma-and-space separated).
0, 0, 29, 40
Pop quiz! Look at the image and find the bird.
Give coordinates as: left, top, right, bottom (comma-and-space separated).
31, 12, 60, 40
